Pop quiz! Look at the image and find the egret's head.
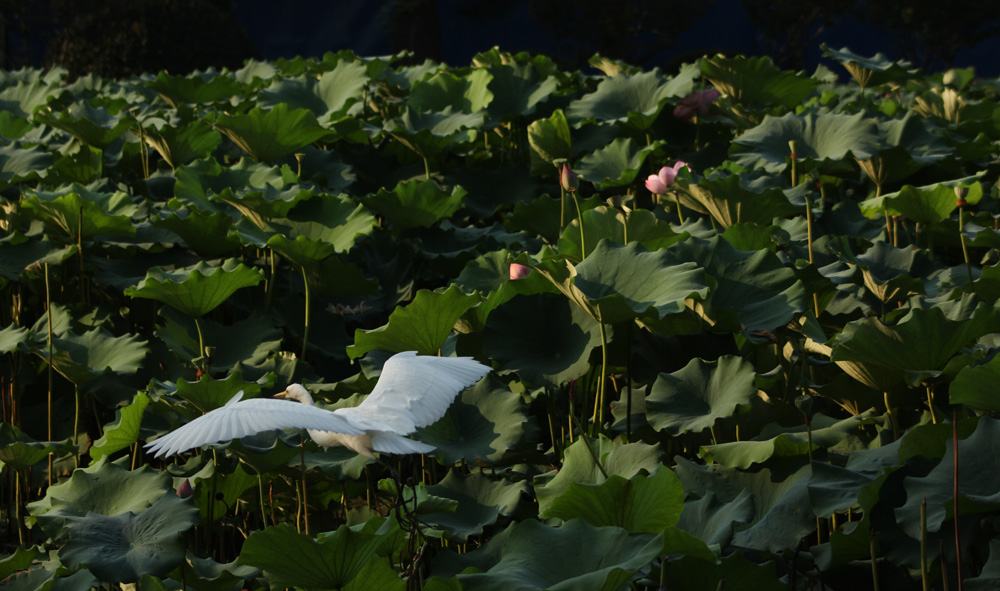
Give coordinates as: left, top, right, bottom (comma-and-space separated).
276, 383, 313, 404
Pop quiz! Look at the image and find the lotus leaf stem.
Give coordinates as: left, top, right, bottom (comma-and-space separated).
570, 411, 608, 479
194, 317, 207, 373
870, 529, 881, 591
571, 191, 586, 258
926, 386, 938, 424
921, 495, 929, 591
672, 192, 685, 224
300, 437, 310, 535
884, 391, 899, 441
958, 208, 973, 287
300, 265, 311, 360
44, 262, 53, 487
953, 408, 964, 591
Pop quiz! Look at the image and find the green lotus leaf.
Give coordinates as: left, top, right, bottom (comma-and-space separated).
214, 185, 315, 229
567, 68, 696, 130
860, 177, 982, 225
730, 112, 879, 173
483, 292, 601, 387
0, 111, 32, 139
125, 259, 264, 318
90, 392, 150, 460
238, 522, 403, 591
671, 236, 806, 332
28, 460, 171, 539
0, 546, 40, 580
534, 436, 661, 514
420, 470, 527, 542
448, 163, 542, 218
0, 565, 54, 591
258, 59, 368, 122
575, 137, 659, 189
362, 179, 467, 232
527, 108, 571, 167
821, 45, 919, 89
153, 208, 240, 258
141, 121, 223, 169
644, 356, 756, 436
409, 69, 493, 114
677, 489, 754, 548
267, 193, 377, 252
144, 71, 246, 108
967, 539, 1000, 590
951, 354, 1000, 412
384, 107, 482, 159
542, 466, 683, 533
33, 328, 148, 385
701, 54, 819, 113
0, 323, 28, 354
430, 518, 670, 591
60, 493, 197, 583
830, 303, 1000, 389
661, 551, 784, 591
558, 207, 687, 260
209, 103, 328, 162
675, 457, 814, 553
267, 234, 339, 269
416, 375, 524, 465
170, 555, 259, 591
35, 102, 133, 148
485, 60, 558, 122
853, 241, 930, 305
854, 113, 951, 187
701, 412, 871, 469
348, 285, 480, 359
571, 240, 708, 324
0, 239, 76, 280
0, 423, 73, 471
46, 144, 103, 185
193, 463, 258, 523
0, 142, 51, 189
174, 157, 291, 212
0, 74, 62, 118
171, 371, 263, 414
155, 306, 280, 373
896, 417, 1000, 539
21, 187, 137, 242
674, 171, 801, 227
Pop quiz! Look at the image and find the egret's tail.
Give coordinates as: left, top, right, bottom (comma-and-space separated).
371, 431, 436, 455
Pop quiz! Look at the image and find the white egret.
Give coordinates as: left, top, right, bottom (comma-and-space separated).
145, 351, 491, 459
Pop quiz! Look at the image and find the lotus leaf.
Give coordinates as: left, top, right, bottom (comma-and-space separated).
209, 103, 328, 162
701, 55, 819, 113
557, 207, 687, 260
567, 68, 695, 131
90, 392, 149, 460
420, 470, 527, 542
409, 69, 493, 114
362, 179, 467, 232
575, 137, 659, 189
644, 355, 756, 436
527, 108, 571, 167
731, 112, 879, 173
125, 259, 263, 318
141, 121, 222, 169
35, 102, 132, 148
32, 328, 148, 385
144, 71, 246, 107
258, 59, 368, 122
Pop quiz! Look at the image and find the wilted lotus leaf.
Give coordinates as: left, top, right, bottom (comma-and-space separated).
125, 259, 263, 318
644, 355, 756, 436
673, 171, 801, 228
60, 493, 197, 583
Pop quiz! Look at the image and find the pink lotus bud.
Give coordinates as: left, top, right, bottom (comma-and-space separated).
176, 479, 193, 498
560, 164, 578, 192
645, 162, 687, 195
673, 89, 719, 121
509, 263, 531, 280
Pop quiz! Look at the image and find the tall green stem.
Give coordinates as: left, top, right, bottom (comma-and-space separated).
300, 265, 311, 360
958, 207, 973, 287
571, 191, 586, 258
591, 320, 608, 430
193, 317, 206, 373
44, 263, 53, 487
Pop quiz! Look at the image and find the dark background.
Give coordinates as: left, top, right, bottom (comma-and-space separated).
3, 0, 999, 78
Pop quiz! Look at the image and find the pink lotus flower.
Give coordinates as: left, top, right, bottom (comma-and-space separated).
673, 89, 720, 121
645, 162, 687, 195
560, 164, 578, 192
509, 263, 531, 280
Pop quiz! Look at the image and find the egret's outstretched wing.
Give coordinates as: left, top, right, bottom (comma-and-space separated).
145, 391, 364, 458
334, 352, 491, 435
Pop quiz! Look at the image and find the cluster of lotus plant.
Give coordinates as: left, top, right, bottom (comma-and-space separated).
2, 43, 1000, 590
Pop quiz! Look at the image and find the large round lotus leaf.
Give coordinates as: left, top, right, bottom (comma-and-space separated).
173, 371, 263, 413
861, 178, 982, 225
534, 436, 661, 514
821, 45, 919, 89
362, 178, 467, 232
408, 69, 493, 114
213, 185, 314, 229
701, 55, 819, 113
28, 460, 171, 539
542, 466, 683, 533
567, 68, 696, 131
483, 292, 602, 387
265, 193, 377, 253
420, 470, 528, 542
171, 554, 260, 591
142, 121, 223, 170
144, 71, 246, 107
854, 241, 931, 304
644, 355, 756, 436
677, 489, 755, 548
485, 61, 558, 123
209, 103, 329, 162
527, 109, 571, 167
125, 259, 264, 318
700, 412, 870, 469
348, 285, 480, 358
0, 239, 76, 281
670, 236, 805, 332
418, 375, 526, 465
384, 107, 482, 159
896, 418, 1000, 539
238, 522, 403, 591
172, 157, 287, 213
258, 59, 368, 121
33, 327, 148, 385
60, 493, 197, 583
90, 392, 149, 461
952, 355, 1000, 412
730, 112, 879, 173
575, 137, 659, 189
156, 307, 281, 373
572, 240, 708, 324
675, 457, 815, 553
21, 187, 137, 241
153, 208, 240, 258
0, 423, 73, 471
0, 142, 51, 189
830, 303, 1000, 389
34, 102, 132, 148
557, 207, 687, 260
673, 172, 801, 228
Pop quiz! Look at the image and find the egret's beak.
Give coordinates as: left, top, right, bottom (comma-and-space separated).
274, 390, 289, 398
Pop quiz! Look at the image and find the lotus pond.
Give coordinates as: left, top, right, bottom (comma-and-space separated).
2, 45, 1000, 590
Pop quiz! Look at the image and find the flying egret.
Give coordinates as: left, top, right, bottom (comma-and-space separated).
145, 351, 491, 459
